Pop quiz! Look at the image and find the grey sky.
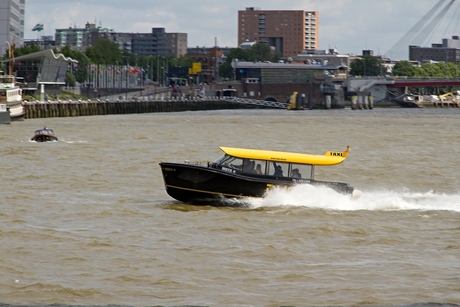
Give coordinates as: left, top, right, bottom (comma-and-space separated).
24, 0, 460, 59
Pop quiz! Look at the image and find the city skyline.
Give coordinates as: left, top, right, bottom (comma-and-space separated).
25, 0, 460, 59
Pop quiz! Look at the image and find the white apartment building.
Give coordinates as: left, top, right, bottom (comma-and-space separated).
0, 0, 25, 57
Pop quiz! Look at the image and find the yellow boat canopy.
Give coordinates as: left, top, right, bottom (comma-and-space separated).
220, 146, 350, 166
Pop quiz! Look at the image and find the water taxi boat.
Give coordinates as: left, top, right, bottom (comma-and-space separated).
31, 126, 58, 142
159, 146, 353, 204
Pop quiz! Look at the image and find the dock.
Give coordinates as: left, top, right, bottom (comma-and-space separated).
23, 97, 271, 119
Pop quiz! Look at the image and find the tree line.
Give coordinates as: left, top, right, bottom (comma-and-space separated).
350, 55, 460, 78
2, 40, 281, 86
7, 40, 457, 85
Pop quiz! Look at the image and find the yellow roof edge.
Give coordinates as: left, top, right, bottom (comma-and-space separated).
219, 146, 350, 166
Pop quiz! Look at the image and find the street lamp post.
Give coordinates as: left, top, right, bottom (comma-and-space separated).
156, 56, 159, 86
115, 61, 119, 94
125, 56, 129, 100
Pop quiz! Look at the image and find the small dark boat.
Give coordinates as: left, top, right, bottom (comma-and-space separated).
0, 104, 10, 124
160, 146, 353, 205
31, 126, 58, 142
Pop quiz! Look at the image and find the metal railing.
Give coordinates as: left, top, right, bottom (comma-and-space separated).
223, 96, 288, 109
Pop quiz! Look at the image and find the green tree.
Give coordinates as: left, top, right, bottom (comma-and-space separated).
218, 44, 282, 79
58, 46, 90, 84
177, 54, 194, 67
85, 39, 123, 64
249, 43, 274, 62
120, 50, 136, 66
227, 48, 247, 62
392, 61, 416, 77
59, 45, 75, 58
420, 62, 444, 77
218, 62, 234, 80
218, 48, 247, 79
136, 55, 150, 68
14, 43, 41, 57
65, 70, 76, 87
72, 52, 91, 84
349, 56, 382, 76
1, 43, 41, 58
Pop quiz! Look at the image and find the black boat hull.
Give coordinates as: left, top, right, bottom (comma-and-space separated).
160, 162, 353, 204
31, 135, 58, 142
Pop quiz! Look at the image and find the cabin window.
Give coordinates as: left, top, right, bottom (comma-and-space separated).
252, 160, 265, 175
267, 161, 289, 177
241, 159, 254, 173
229, 158, 244, 171
289, 164, 313, 180
239, 159, 266, 174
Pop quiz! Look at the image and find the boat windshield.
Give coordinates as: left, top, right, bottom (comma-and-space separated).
213, 154, 244, 170
35, 128, 54, 135
213, 154, 233, 165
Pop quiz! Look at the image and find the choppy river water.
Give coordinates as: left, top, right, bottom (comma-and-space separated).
1, 108, 460, 307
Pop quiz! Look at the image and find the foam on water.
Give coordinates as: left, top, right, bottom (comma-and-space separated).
244, 184, 460, 212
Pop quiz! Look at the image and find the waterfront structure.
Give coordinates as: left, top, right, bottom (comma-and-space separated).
0, 0, 25, 56
187, 46, 223, 84
226, 60, 347, 108
1, 49, 77, 96
293, 48, 350, 74
409, 36, 460, 64
238, 7, 318, 57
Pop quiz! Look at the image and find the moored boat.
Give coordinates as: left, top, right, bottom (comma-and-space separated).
160, 146, 353, 205
0, 103, 10, 124
31, 126, 58, 142
0, 75, 25, 121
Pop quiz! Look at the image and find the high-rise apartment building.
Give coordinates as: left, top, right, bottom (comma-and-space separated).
55, 22, 114, 50
167, 32, 188, 58
131, 28, 187, 57
0, 0, 25, 57
238, 7, 318, 57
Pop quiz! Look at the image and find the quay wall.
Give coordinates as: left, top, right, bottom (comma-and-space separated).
24, 98, 262, 119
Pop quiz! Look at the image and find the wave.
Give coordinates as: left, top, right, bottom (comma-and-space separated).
243, 184, 460, 212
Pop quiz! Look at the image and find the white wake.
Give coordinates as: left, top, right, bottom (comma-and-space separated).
243, 184, 460, 212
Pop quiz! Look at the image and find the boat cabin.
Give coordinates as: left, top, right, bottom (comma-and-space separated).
34, 127, 55, 135
31, 126, 58, 142
209, 147, 349, 181
211, 153, 313, 180
160, 146, 352, 204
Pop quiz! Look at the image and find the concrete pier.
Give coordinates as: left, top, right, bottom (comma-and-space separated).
23, 97, 263, 119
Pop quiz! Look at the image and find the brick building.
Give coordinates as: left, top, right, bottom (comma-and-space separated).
238, 7, 318, 58
187, 46, 223, 84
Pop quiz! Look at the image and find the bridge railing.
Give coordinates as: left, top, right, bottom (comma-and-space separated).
222, 96, 288, 109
